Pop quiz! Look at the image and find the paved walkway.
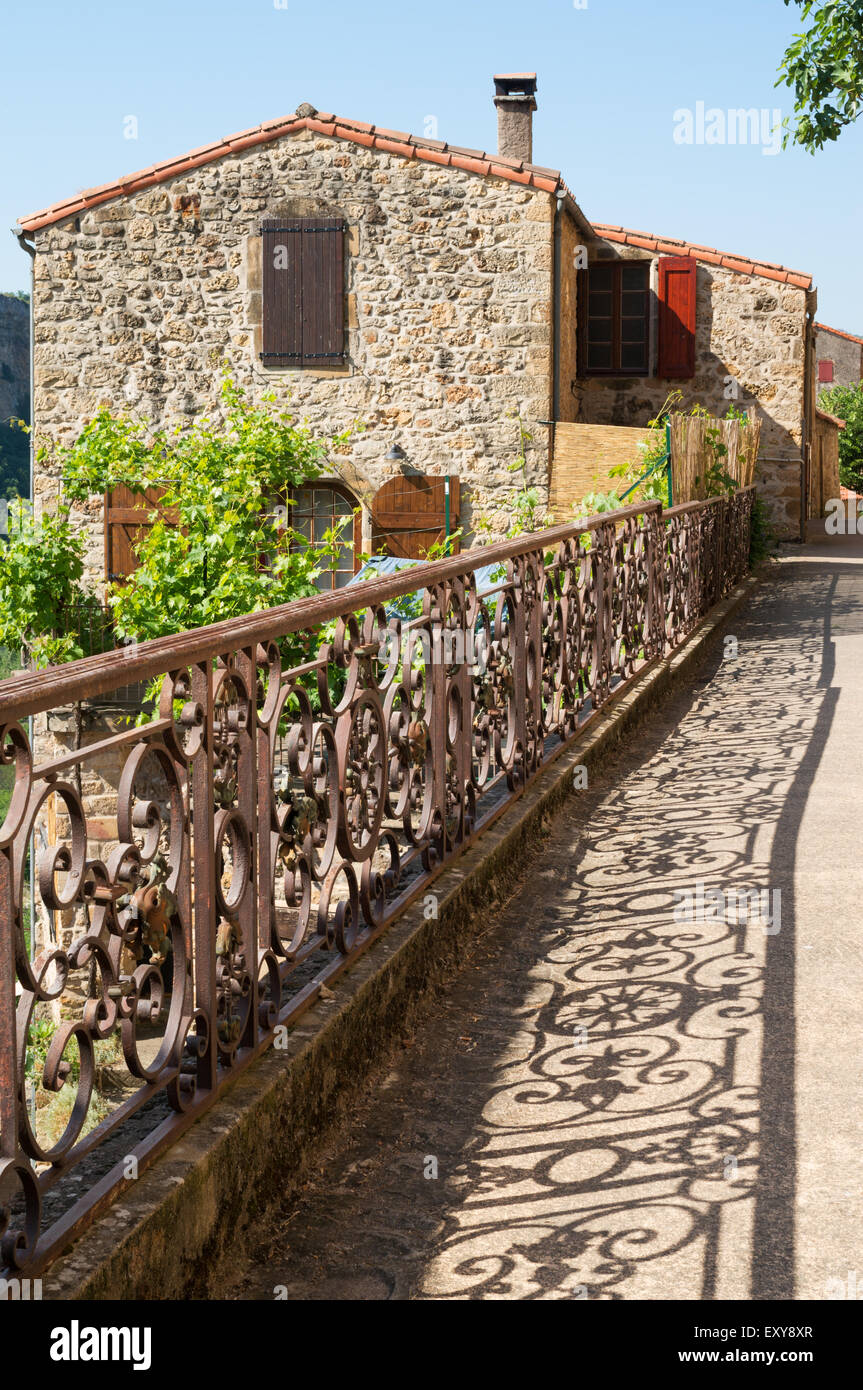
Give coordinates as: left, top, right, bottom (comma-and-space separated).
227, 537, 863, 1301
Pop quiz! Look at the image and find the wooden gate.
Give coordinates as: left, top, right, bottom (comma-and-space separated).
371, 475, 460, 558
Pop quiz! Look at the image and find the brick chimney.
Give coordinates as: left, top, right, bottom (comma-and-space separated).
494, 73, 537, 164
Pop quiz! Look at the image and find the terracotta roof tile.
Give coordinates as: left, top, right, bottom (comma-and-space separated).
372, 125, 413, 144
374, 136, 416, 160
817, 407, 846, 428
416, 147, 452, 167
306, 119, 337, 137
454, 155, 493, 177
336, 117, 375, 134
815, 321, 863, 346
490, 163, 530, 184
445, 144, 487, 160
337, 125, 374, 148
15, 113, 814, 312
590, 222, 813, 289
17, 108, 565, 233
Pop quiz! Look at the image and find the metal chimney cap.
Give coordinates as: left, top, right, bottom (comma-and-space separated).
493, 74, 538, 98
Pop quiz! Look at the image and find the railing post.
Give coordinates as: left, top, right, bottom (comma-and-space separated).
235, 645, 259, 1049
191, 659, 218, 1092
0, 845, 19, 1164
511, 558, 527, 786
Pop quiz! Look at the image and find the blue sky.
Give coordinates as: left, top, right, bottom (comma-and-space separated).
2, 0, 860, 328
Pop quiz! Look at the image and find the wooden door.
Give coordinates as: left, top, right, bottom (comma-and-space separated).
371, 475, 460, 559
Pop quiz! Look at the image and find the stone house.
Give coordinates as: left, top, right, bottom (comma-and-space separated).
568, 223, 818, 536
16, 70, 821, 595
814, 322, 863, 391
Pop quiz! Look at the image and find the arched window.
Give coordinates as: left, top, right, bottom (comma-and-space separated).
291, 481, 361, 591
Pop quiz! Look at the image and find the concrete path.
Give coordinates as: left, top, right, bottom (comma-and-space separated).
227, 537, 863, 1301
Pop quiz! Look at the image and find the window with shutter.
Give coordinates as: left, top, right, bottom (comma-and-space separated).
578, 261, 650, 376
657, 256, 697, 379
261, 217, 346, 369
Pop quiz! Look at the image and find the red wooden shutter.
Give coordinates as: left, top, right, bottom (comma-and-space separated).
261, 217, 345, 369
657, 256, 697, 379
372, 476, 460, 559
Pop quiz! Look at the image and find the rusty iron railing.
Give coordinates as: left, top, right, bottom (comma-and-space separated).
0, 488, 754, 1279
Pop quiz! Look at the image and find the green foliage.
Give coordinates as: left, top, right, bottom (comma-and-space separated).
609, 391, 680, 504
24, 1017, 56, 1085
56, 376, 352, 645
575, 489, 624, 516
777, 0, 863, 151
1, 290, 29, 304
0, 500, 97, 666
818, 381, 863, 491
420, 526, 465, 561
749, 494, 775, 567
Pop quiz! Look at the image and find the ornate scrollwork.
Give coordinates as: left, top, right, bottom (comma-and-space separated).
0, 489, 754, 1277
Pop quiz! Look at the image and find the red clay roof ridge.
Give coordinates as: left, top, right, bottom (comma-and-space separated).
17, 108, 567, 233
814, 321, 863, 346
590, 221, 813, 290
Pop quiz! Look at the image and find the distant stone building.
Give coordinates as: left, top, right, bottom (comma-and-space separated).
16, 71, 821, 584
814, 321, 863, 391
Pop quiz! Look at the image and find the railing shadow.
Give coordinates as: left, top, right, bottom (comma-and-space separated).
399, 561, 853, 1299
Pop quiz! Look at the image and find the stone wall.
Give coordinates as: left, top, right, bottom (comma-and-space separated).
31, 128, 556, 588
814, 325, 862, 391
564, 237, 809, 537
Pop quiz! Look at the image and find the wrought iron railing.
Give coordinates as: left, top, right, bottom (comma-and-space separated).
0, 488, 754, 1279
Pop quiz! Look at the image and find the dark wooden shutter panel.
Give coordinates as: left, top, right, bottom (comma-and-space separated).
302, 219, 345, 368
657, 256, 697, 379
261, 217, 344, 369
105, 484, 168, 581
262, 218, 303, 367
372, 476, 460, 559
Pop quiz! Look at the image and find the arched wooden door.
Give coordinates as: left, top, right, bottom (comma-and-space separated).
371, 474, 460, 559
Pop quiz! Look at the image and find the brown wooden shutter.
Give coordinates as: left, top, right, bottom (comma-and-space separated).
372, 475, 460, 559
104, 484, 168, 581
657, 256, 697, 379
261, 217, 345, 369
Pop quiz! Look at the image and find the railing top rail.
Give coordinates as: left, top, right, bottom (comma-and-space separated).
0, 500, 663, 722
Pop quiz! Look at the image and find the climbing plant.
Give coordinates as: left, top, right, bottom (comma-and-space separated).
0, 499, 100, 668
55, 376, 356, 648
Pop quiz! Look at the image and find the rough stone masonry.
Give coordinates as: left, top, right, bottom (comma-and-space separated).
29, 123, 557, 587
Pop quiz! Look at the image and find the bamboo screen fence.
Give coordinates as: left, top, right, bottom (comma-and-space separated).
669, 410, 761, 503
